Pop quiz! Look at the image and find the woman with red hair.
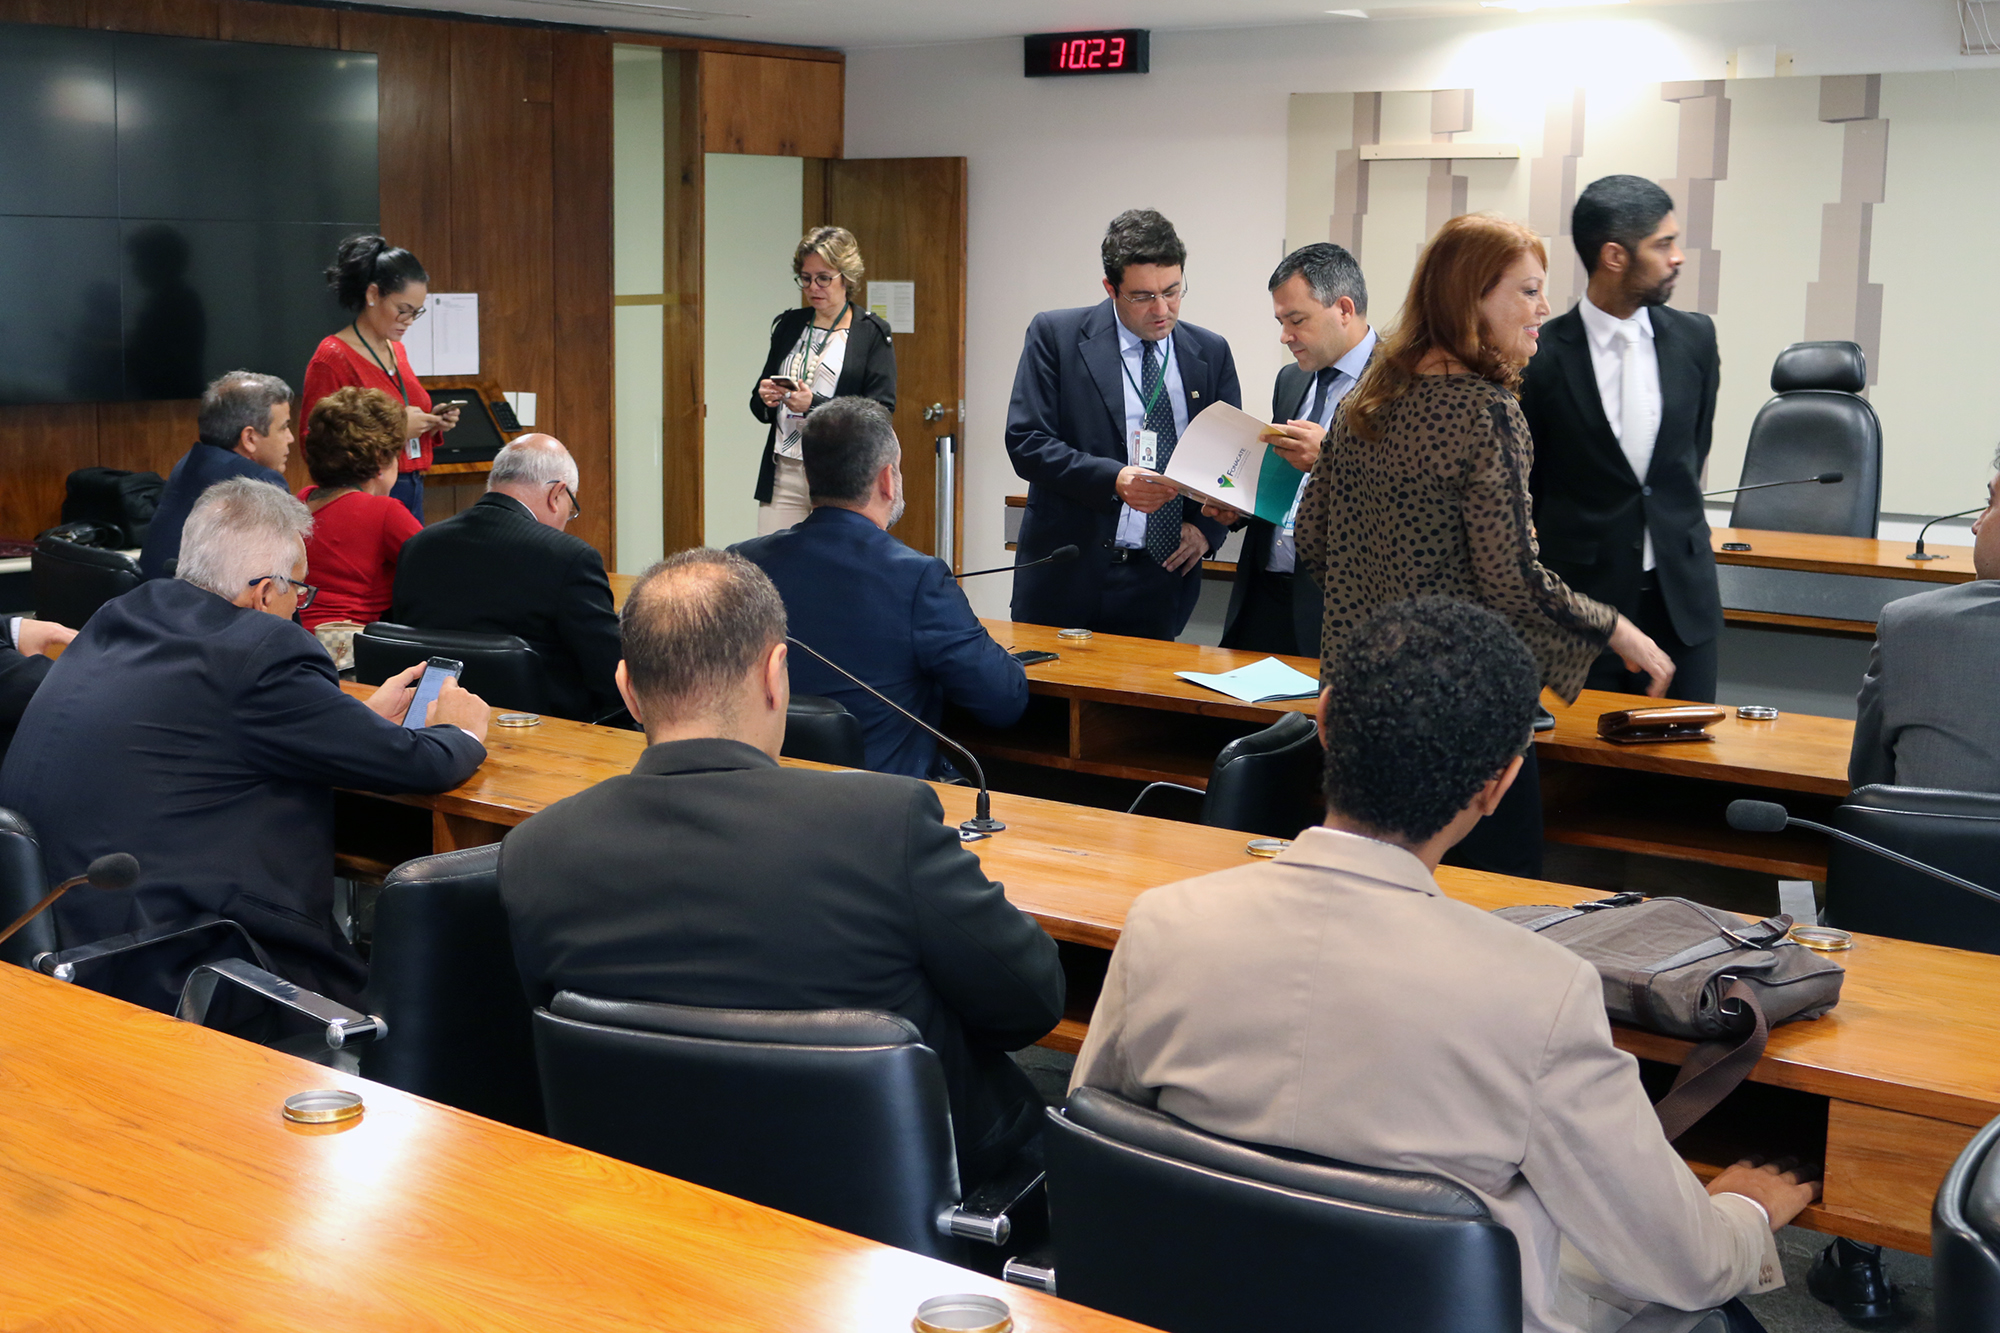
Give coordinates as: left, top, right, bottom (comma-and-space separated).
1299, 213, 1671, 876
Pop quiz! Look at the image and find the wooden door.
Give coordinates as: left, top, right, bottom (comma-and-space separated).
806, 157, 967, 562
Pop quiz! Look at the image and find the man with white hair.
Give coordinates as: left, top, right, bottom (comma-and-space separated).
1, 478, 490, 1015
390, 433, 623, 722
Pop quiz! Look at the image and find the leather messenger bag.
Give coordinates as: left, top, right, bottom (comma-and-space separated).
1492, 893, 1845, 1140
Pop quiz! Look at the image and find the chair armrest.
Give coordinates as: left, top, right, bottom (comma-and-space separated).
1127, 782, 1206, 821
1002, 1249, 1057, 1294
938, 1147, 1047, 1247
177, 958, 388, 1050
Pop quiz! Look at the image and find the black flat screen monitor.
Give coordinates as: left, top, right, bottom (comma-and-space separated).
0, 23, 379, 405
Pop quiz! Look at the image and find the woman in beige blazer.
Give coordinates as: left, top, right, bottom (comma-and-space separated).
1298, 213, 1672, 877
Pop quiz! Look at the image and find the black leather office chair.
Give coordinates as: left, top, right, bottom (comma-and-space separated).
357, 844, 544, 1132
1126, 711, 1322, 839
781, 695, 865, 768
32, 534, 142, 630
354, 621, 558, 716
1826, 785, 2000, 955
1934, 1112, 2000, 1332
0, 806, 54, 968
1040, 1088, 1521, 1333
532, 993, 1040, 1262
1729, 341, 1882, 537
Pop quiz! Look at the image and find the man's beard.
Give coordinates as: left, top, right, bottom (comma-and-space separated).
1634, 273, 1677, 308
887, 479, 906, 530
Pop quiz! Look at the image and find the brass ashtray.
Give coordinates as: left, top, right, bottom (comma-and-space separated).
282, 1089, 364, 1124
913, 1294, 1012, 1333
1246, 838, 1291, 859
1055, 628, 1093, 641
495, 712, 542, 728
1789, 925, 1853, 952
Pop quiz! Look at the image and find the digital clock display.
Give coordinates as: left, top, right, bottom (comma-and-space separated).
1023, 30, 1150, 78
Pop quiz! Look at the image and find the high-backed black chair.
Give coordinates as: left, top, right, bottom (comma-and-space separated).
1826, 785, 2000, 955
1729, 341, 1882, 537
781, 695, 865, 768
1041, 1088, 1521, 1333
357, 844, 544, 1131
354, 621, 557, 716
1127, 711, 1321, 839
1934, 1112, 2000, 1332
0, 806, 54, 968
532, 993, 1039, 1262
32, 535, 142, 630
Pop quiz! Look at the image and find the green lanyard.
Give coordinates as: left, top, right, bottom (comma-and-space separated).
1120, 333, 1173, 419
352, 322, 409, 405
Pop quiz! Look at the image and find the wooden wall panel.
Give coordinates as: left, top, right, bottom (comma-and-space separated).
660, 49, 704, 555
342, 8, 453, 286
0, 0, 84, 23
700, 53, 842, 158
218, 0, 332, 47
96, 402, 200, 478
84, 0, 216, 36
552, 29, 615, 556
0, 407, 98, 542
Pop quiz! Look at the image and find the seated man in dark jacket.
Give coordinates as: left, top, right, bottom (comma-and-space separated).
390, 434, 622, 722
500, 549, 1064, 1183
2, 478, 489, 1012
733, 397, 1028, 778
139, 370, 294, 579
0, 617, 74, 764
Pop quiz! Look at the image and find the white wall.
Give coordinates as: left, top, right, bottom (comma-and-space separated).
612, 45, 665, 576
843, 0, 1995, 618
702, 153, 803, 548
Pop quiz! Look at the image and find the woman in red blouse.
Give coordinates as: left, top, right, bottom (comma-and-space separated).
298, 387, 422, 633
301, 235, 460, 522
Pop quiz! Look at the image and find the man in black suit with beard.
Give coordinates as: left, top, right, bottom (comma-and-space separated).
1520, 176, 1721, 702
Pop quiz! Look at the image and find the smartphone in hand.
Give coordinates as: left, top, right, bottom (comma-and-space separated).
403, 656, 464, 730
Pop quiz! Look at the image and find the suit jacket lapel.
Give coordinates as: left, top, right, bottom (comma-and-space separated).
1648, 308, 1695, 477
1549, 310, 1632, 481
1079, 301, 1129, 442
1174, 329, 1209, 415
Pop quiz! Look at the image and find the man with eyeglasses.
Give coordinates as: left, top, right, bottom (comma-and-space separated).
2, 478, 490, 1018
391, 434, 624, 724
1005, 209, 1242, 640
140, 370, 296, 580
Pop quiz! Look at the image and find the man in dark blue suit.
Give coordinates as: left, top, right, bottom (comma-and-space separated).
1006, 210, 1241, 639
734, 397, 1026, 779
0, 617, 74, 764
2, 478, 490, 1013
139, 370, 294, 579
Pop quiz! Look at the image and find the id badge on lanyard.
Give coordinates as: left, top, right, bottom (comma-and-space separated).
1132, 428, 1159, 470
406, 437, 422, 460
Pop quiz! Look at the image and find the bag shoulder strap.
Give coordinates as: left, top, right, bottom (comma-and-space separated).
1653, 978, 1769, 1142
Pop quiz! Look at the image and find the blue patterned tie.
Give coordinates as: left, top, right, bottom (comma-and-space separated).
1141, 338, 1183, 566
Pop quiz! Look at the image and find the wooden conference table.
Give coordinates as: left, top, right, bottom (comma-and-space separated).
0, 964, 1154, 1333
332, 695, 2000, 1255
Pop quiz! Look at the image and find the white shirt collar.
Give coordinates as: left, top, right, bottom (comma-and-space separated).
1330, 325, 1378, 382
1578, 292, 1654, 354
1115, 314, 1169, 359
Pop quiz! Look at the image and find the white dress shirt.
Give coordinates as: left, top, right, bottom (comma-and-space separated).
1113, 320, 1191, 550
1269, 326, 1377, 574
1578, 294, 1662, 571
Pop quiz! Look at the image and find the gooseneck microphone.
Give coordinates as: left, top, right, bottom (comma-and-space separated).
957, 544, 1079, 580
0, 852, 141, 947
1906, 505, 1986, 562
1702, 471, 1844, 499
785, 637, 1005, 836
1725, 800, 2000, 904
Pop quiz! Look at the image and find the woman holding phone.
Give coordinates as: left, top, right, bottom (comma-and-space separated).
301, 234, 461, 523
748, 226, 897, 534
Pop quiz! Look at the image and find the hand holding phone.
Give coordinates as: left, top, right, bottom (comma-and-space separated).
769, 375, 800, 392
403, 656, 465, 730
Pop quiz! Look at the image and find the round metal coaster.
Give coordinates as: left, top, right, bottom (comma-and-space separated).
283, 1089, 364, 1124
1246, 838, 1291, 859
912, 1294, 1012, 1333
1736, 705, 1780, 721
495, 712, 542, 728
1789, 925, 1854, 952
1055, 628, 1093, 641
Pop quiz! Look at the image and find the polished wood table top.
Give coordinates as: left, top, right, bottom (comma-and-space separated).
1710, 527, 1976, 582
0, 965, 1152, 1333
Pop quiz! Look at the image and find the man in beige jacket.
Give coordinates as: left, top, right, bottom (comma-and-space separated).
1071, 597, 1818, 1333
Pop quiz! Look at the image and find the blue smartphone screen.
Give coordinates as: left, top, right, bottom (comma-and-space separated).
403, 658, 463, 730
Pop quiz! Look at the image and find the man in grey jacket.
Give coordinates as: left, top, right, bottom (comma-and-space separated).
1851, 456, 2000, 790
1074, 597, 1817, 1333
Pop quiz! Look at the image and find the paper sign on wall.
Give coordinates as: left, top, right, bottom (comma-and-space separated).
868, 281, 915, 335
404, 293, 480, 377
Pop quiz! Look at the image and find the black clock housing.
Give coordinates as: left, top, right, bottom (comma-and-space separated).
1023, 30, 1149, 77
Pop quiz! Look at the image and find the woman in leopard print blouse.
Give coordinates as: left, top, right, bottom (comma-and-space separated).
1298, 213, 1673, 875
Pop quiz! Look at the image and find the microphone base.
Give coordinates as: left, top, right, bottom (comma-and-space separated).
1906, 552, 1951, 561
960, 816, 1007, 836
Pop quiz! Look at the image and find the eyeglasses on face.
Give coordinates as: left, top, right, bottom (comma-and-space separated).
249, 574, 317, 610
795, 272, 843, 290
552, 480, 580, 521
1119, 283, 1187, 306
390, 301, 426, 323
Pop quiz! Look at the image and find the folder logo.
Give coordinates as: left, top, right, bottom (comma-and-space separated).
1216, 447, 1249, 490
1216, 474, 1236, 488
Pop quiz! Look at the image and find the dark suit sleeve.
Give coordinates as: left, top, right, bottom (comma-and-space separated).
748, 312, 790, 427
1005, 314, 1125, 510
911, 562, 1029, 729
902, 784, 1064, 1050
0, 645, 52, 760
233, 626, 486, 793
850, 317, 897, 413
558, 544, 626, 716
1693, 314, 1720, 471
1849, 636, 1895, 787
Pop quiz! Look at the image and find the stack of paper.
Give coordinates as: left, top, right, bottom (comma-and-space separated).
1176, 657, 1322, 704
1161, 401, 1306, 526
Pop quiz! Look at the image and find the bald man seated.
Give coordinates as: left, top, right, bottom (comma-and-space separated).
390, 434, 623, 722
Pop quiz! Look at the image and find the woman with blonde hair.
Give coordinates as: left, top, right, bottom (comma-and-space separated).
1298, 212, 1671, 876
748, 225, 897, 533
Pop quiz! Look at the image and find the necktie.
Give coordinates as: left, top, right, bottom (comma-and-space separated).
1306, 365, 1339, 424
1616, 321, 1656, 570
1141, 339, 1184, 566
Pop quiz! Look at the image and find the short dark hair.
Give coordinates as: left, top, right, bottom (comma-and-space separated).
1321, 598, 1540, 843
620, 549, 787, 721
1571, 176, 1676, 276
325, 233, 429, 312
1268, 242, 1368, 315
197, 370, 292, 449
803, 397, 899, 504
1101, 209, 1187, 288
